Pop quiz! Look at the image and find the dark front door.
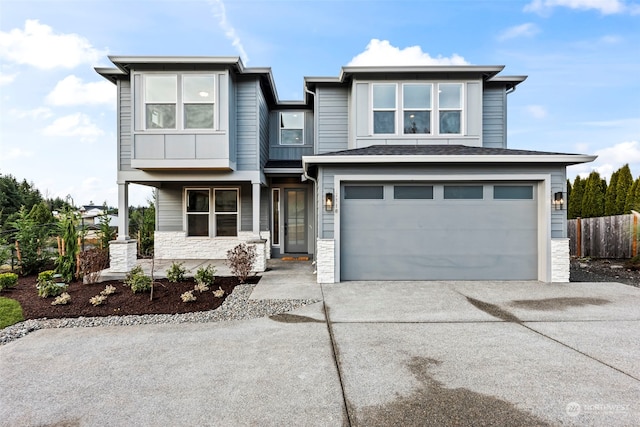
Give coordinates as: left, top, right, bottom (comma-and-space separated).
284, 189, 307, 253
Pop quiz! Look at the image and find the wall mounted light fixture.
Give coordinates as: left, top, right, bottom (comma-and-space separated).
325, 191, 334, 212
553, 192, 565, 210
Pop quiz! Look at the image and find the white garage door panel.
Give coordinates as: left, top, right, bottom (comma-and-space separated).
340, 183, 538, 281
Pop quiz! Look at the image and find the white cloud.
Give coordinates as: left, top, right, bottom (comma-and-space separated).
3, 148, 34, 160
569, 140, 640, 181
498, 23, 541, 41
524, 0, 634, 15
525, 105, 549, 119
0, 72, 17, 85
46, 75, 115, 107
208, 0, 249, 64
42, 113, 104, 141
9, 107, 53, 120
348, 39, 469, 66
0, 19, 107, 69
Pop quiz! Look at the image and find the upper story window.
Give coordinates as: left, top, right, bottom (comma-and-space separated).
280, 112, 304, 145
372, 84, 396, 134
371, 82, 463, 136
439, 83, 462, 134
144, 74, 215, 130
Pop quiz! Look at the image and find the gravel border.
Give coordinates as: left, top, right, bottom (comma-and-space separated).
0, 284, 321, 346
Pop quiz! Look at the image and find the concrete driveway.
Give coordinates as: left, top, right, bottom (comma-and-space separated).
1, 279, 639, 426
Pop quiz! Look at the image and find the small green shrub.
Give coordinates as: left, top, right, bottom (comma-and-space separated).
195, 264, 216, 287
226, 243, 256, 283
166, 261, 186, 283
124, 266, 152, 293
36, 270, 68, 298
0, 297, 24, 328
0, 272, 18, 291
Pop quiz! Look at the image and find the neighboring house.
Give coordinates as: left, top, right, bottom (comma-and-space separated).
96, 57, 595, 283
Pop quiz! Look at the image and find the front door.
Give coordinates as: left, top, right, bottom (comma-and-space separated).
284, 189, 307, 253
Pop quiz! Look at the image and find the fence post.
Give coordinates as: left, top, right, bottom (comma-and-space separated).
576, 217, 582, 258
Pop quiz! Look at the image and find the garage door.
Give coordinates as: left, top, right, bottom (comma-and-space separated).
340, 182, 538, 281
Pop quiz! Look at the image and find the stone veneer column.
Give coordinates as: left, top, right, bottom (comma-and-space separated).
317, 239, 335, 283
109, 239, 137, 273
248, 238, 267, 272
551, 238, 570, 282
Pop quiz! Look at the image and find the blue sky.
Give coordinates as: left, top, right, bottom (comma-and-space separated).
1, 0, 639, 207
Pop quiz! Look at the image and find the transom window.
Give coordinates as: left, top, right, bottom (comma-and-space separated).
280, 112, 304, 145
371, 82, 462, 135
185, 188, 238, 237
144, 74, 215, 130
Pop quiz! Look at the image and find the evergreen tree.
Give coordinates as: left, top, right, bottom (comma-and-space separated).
581, 171, 605, 218
615, 164, 633, 214
604, 170, 619, 215
626, 177, 640, 213
568, 176, 585, 219
566, 179, 572, 210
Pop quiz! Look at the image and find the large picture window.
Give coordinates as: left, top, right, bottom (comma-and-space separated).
185, 188, 238, 237
144, 74, 215, 130
280, 112, 304, 145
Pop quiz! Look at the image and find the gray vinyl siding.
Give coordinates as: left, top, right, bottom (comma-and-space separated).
240, 182, 252, 231
156, 186, 183, 231
236, 80, 258, 170
269, 111, 314, 160
483, 87, 506, 148
318, 164, 567, 239
119, 78, 133, 171
258, 88, 270, 168
316, 86, 348, 154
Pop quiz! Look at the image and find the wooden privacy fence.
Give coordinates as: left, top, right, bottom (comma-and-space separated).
568, 211, 639, 259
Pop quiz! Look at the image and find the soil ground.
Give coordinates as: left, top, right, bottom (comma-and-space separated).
2, 274, 259, 320
570, 258, 640, 288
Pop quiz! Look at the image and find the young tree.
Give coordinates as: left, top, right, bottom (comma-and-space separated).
10, 207, 50, 275
581, 171, 606, 218
55, 208, 80, 282
615, 164, 633, 214
568, 176, 585, 219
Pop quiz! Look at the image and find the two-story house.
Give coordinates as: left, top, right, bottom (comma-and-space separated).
96, 56, 595, 283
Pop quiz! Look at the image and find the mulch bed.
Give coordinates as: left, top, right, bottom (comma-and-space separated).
2, 274, 260, 320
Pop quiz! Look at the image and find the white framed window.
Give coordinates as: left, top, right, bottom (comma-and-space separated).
438, 83, 463, 134
372, 84, 397, 134
144, 73, 215, 130
145, 75, 177, 129
403, 84, 432, 134
214, 189, 238, 237
280, 112, 304, 145
186, 188, 210, 236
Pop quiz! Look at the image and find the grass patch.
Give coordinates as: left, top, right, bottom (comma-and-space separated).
0, 297, 24, 329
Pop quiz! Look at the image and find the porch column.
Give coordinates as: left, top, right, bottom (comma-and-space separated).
117, 182, 130, 240
252, 182, 261, 237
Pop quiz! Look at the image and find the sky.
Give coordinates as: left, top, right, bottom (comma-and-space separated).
1, 0, 639, 207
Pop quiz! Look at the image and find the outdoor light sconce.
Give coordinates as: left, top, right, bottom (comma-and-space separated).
325, 191, 334, 212
553, 191, 565, 210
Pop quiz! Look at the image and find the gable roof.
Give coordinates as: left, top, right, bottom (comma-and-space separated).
302, 145, 597, 173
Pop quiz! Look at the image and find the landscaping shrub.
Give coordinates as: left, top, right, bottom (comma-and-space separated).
180, 290, 196, 302
166, 261, 186, 283
226, 243, 256, 283
51, 292, 71, 305
89, 295, 107, 306
0, 272, 18, 291
36, 270, 68, 298
10, 207, 51, 276
124, 265, 152, 293
195, 264, 216, 287
79, 248, 109, 284
55, 209, 80, 282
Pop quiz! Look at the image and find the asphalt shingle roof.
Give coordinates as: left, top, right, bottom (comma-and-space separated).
317, 145, 577, 157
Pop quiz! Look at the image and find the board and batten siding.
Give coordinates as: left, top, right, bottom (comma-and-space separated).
228, 76, 237, 164
236, 80, 259, 170
118, 79, 133, 171
316, 86, 349, 154
482, 87, 506, 148
269, 111, 314, 160
318, 164, 567, 239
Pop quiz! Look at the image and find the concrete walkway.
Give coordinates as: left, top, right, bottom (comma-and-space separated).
1, 268, 639, 426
